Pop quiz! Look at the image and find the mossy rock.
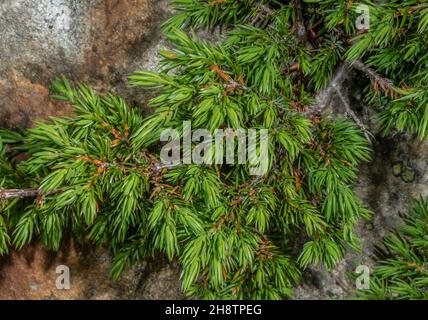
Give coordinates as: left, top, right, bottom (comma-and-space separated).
401, 167, 416, 183
392, 162, 402, 177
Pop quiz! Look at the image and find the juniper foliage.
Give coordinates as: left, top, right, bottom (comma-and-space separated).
356, 198, 428, 300
345, 0, 428, 138
3, 0, 426, 299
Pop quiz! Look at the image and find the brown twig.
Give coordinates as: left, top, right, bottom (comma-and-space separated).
294, 0, 307, 43
303, 62, 350, 117
352, 60, 398, 97
303, 60, 376, 142
305, 59, 401, 118
334, 86, 375, 143
0, 188, 63, 200
252, 4, 274, 27
210, 65, 248, 92
0, 188, 41, 199
0, 160, 175, 200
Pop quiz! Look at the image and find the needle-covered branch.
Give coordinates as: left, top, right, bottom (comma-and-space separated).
6, 0, 428, 300
352, 60, 397, 97
356, 198, 428, 300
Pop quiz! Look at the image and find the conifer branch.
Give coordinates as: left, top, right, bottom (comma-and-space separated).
357, 198, 428, 300
352, 60, 397, 96
0, 162, 174, 200
294, 0, 307, 43
303, 62, 349, 117
0, 188, 43, 199
252, 4, 274, 27
334, 86, 374, 143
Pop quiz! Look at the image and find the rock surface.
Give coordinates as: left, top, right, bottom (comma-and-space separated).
0, 0, 171, 128
0, 0, 427, 300
0, 238, 183, 299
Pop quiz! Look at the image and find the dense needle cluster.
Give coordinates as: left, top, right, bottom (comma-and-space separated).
0, 0, 426, 299
357, 198, 428, 300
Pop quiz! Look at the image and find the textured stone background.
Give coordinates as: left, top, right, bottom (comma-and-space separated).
0, 0, 427, 300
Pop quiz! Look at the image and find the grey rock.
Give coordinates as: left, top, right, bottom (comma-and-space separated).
0, 0, 172, 127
